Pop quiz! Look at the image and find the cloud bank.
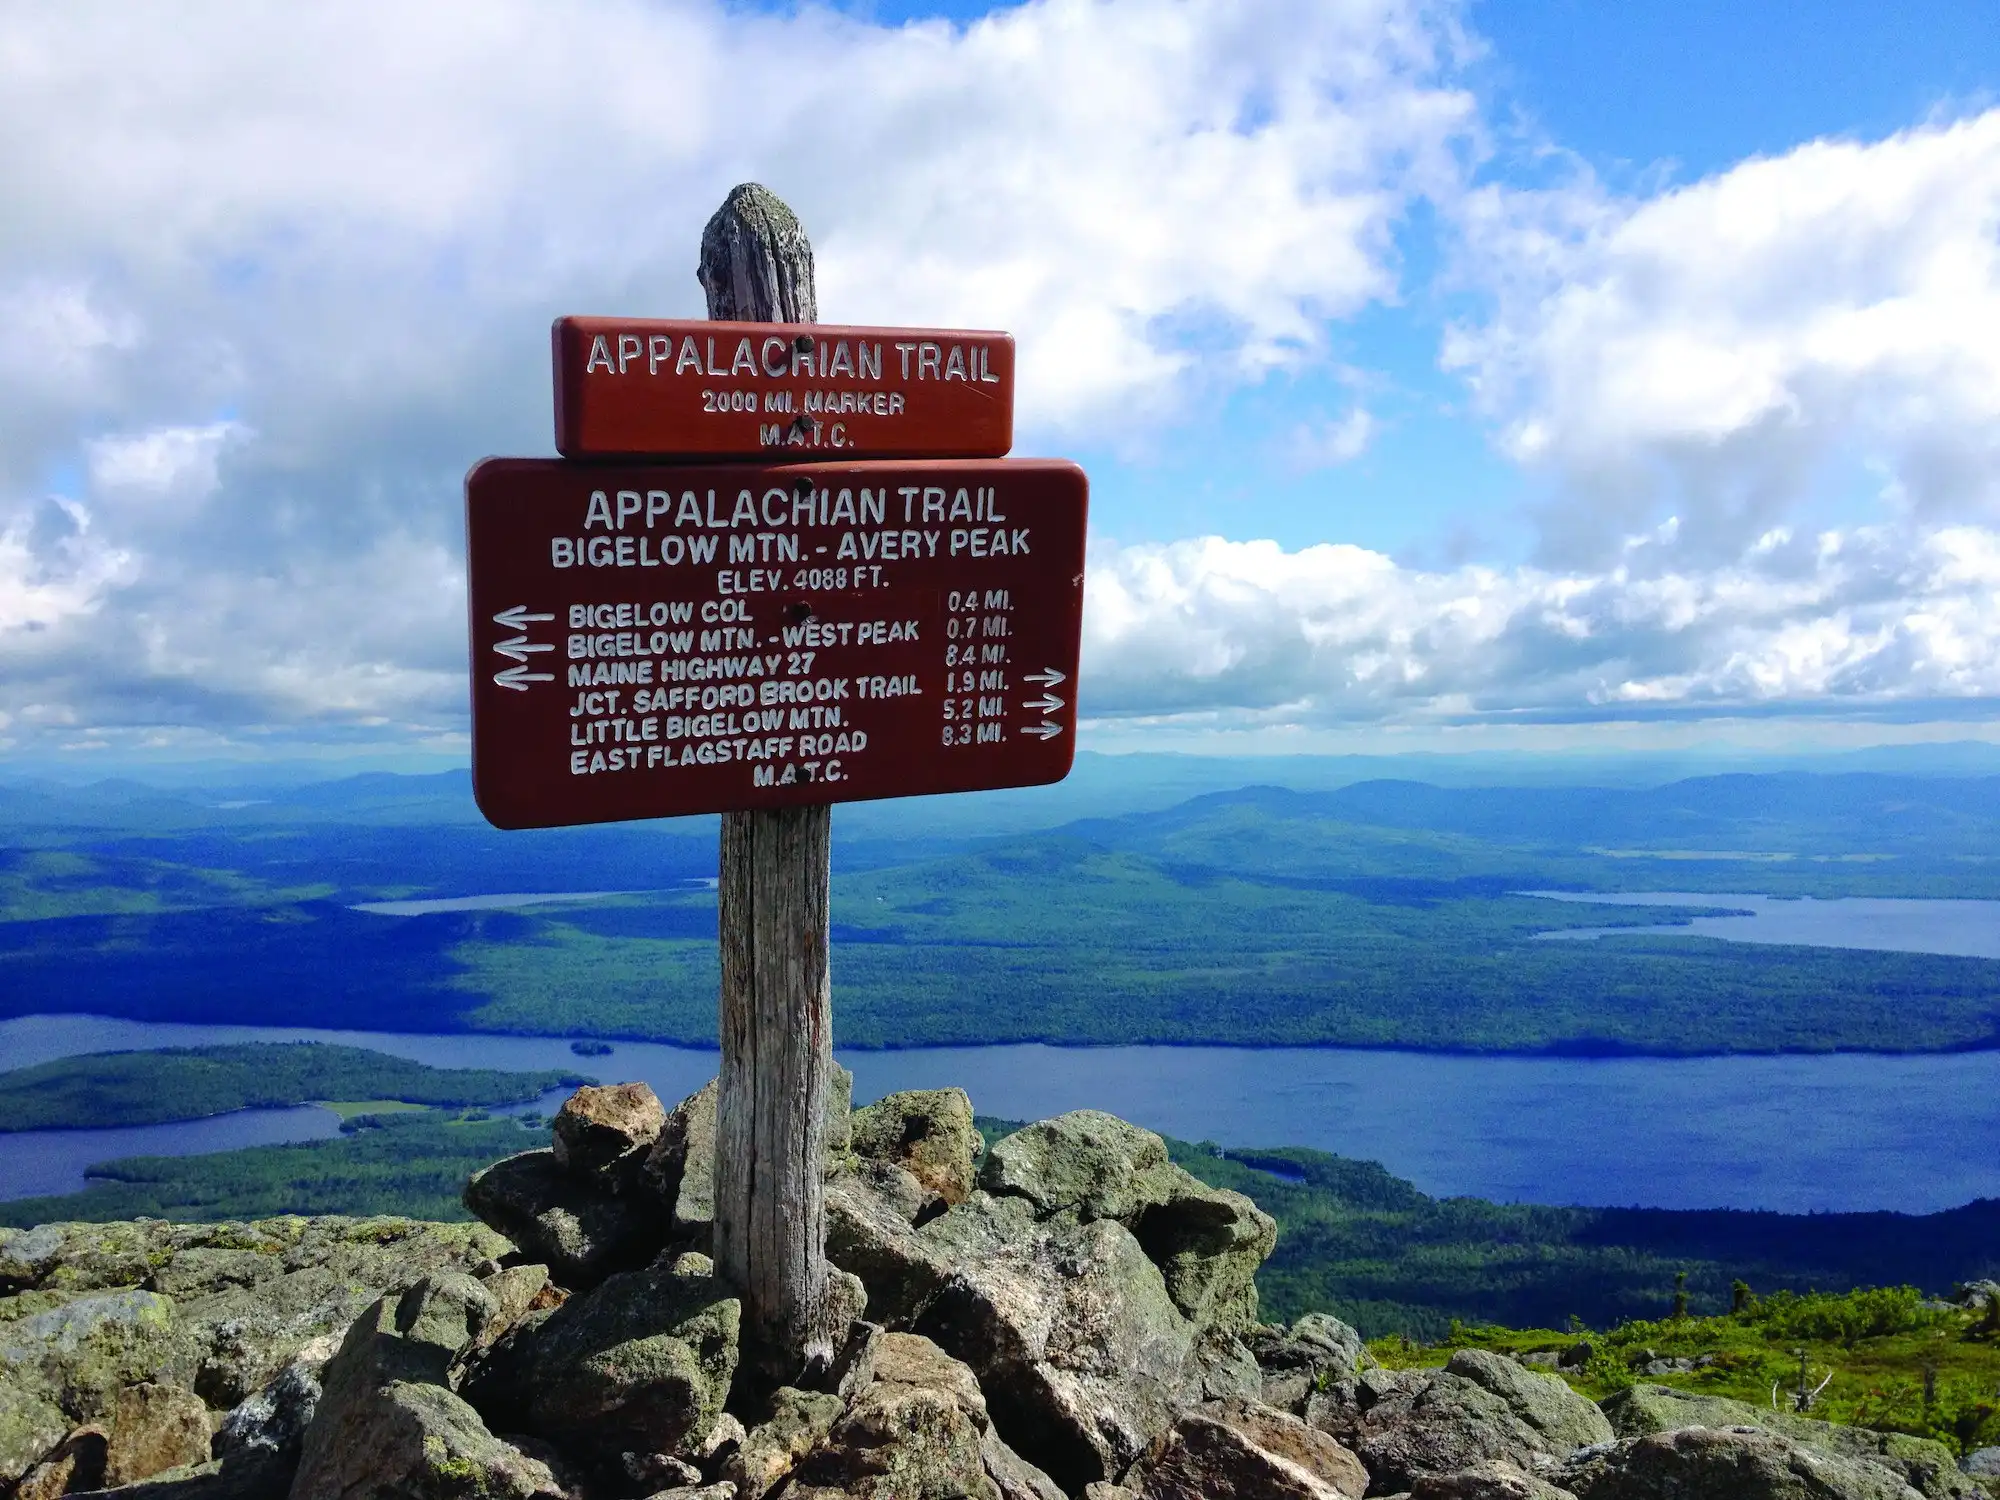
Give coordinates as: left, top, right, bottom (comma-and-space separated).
0, 0, 1474, 751
0, 0, 1994, 754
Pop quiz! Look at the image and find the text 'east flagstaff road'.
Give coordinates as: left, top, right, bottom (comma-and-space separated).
553, 317, 1015, 460
465, 457, 1086, 829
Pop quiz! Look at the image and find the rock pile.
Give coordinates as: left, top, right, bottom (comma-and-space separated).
2, 1081, 1993, 1500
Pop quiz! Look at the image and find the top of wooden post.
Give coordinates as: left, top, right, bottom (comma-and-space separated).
698, 183, 817, 324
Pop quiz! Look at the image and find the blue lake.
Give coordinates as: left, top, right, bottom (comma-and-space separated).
1529, 892, 2000, 959
4, 1012, 1998, 1216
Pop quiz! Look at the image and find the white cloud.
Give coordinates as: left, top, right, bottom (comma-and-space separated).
1445, 110, 2000, 566
0, 499, 135, 635
88, 420, 247, 505
0, 0, 1476, 747
1082, 520, 2000, 723
1287, 406, 1376, 468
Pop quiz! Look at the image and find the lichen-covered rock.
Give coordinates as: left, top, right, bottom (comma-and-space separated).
1132, 1180, 1275, 1335
824, 1168, 949, 1326
1, 1383, 72, 1489
642, 1082, 718, 1249
979, 1112, 1275, 1336
464, 1150, 669, 1288
321, 1273, 502, 1401
1201, 1397, 1370, 1497
1557, 1425, 1925, 1500
1127, 1412, 1351, 1500
552, 1083, 666, 1194
1308, 1350, 1613, 1494
213, 1354, 328, 1471
291, 1379, 564, 1500
0, 1287, 178, 1444
914, 1213, 1199, 1494
980, 1111, 1180, 1223
1600, 1385, 1977, 1499
103, 1382, 211, 1486
781, 1333, 1003, 1500
723, 1384, 845, 1499
14, 1425, 109, 1500
983, 1428, 1067, 1500
850, 1089, 979, 1207
147, 1219, 512, 1408
1410, 1460, 1578, 1499
291, 1272, 554, 1500
1252, 1314, 1379, 1414
477, 1252, 738, 1455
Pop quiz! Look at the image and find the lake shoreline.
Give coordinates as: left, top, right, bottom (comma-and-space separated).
13, 1009, 2000, 1062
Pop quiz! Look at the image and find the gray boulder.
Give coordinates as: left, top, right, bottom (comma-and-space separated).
0, 1287, 177, 1453
1963, 1447, 2000, 1476
823, 1165, 954, 1326
1601, 1385, 1978, 1499
291, 1380, 563, 1500
1307, 1350, 1613, 1494
1410, 1461, 1578, 1498
0, 1381, 71, 1490
291, 1272, 557, 1500
780, 1333, 1014, 1500
980, 1111, 1180, 1222
166, 1272, 390, 1410
980, 1111, 1275, 1336
914, 1213, 1199, 1493
477, 1250, 739, 1455
1251, 1314, 1379, 1415
723, 1384, 845, 1499
552, 1082, 667, 1194
1133, 1180, 1276, 1336
148, 1219, 509, 1407
12, 1425, 109, 1500
1201, 1397, 1371, 1497
643, 1082, 718, 1249
213, 1356, 325, 1473
103, 1383, 212, 1487
850, 1089, 980, 1208
464, 1149, 669, 1288
1125, 1412, 1352, 1499
1557, 1425, 1926, 1500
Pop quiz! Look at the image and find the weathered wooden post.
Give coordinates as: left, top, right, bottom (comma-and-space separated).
698, 184, 834, 1380
464, 180, 1087, 1391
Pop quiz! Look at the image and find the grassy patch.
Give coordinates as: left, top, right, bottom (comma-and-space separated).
1375, 1289, 2000, 1457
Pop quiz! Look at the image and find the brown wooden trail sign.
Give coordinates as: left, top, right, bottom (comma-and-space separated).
464, 455, 1086, 829
464, 182, 1083, 1387
553, 315, 1015, 459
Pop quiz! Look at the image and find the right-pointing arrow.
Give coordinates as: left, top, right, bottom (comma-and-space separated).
1024, 667, 1066, 687
1023, 721, 1065, 740
1023, 693, 1065, 714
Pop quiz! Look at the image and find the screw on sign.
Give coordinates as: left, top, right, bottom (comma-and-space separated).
465, 456, 1087, 828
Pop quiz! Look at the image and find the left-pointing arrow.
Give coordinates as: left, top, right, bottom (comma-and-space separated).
493, 665, 554, 691
492, 606, 555, 631
492, 634, 555, 662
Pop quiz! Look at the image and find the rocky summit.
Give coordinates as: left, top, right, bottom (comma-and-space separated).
1, 1081, 1992, 1500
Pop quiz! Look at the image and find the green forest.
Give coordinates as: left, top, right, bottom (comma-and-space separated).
5, 768, 2000, 1055
0, 1044, 589, 1130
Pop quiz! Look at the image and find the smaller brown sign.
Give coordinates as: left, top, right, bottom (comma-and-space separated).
552, 317, 1015, 460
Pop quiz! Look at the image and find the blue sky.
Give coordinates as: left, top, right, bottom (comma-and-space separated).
0, 0, 1997, 767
